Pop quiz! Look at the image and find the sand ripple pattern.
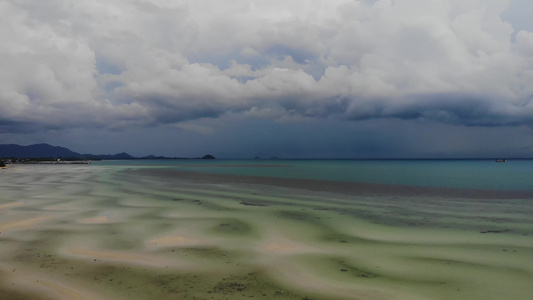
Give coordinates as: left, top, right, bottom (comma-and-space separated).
0, 165, 532, 299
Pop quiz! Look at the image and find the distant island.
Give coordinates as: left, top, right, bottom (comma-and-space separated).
0, 143, 215, 162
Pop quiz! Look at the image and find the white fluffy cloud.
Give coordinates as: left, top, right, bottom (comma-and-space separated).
1, 0, 533, 133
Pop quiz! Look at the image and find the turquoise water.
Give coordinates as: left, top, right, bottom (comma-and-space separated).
96, 159, 533, 191
2, 162, 533, 299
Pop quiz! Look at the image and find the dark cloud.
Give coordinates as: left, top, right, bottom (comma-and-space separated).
343, 93, 533, 127
2, 0, 533, 157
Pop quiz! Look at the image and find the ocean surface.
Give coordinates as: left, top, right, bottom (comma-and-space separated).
1, 160, 532, 299
96, 159, 533, 191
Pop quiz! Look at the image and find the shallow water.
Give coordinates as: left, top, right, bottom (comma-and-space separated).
0, 164, 532, 299
98, 159, 533, 191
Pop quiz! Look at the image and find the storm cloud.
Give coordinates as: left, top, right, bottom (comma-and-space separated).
2, 0, 533, 157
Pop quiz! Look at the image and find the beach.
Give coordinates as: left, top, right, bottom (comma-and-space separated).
1, 163, 532, 299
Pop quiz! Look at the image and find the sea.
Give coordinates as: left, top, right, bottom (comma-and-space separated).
1, 159, 532, 299
96, 158, 533, 191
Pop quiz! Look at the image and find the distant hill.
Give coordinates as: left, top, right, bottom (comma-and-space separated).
0, 143, 133, 160
81, 152, 135, 160
0, 143, 214, 160
0, 144, 82, 159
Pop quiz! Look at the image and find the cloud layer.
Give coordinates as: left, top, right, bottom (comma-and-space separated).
2, 0, 533, 135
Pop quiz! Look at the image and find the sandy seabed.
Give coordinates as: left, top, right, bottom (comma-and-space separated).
0, 164, 532, 300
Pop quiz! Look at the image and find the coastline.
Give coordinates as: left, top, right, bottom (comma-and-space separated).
132, 168, 533, 199
0, 164, 532, 299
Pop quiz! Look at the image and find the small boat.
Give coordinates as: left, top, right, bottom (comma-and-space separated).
495, 159, 507, 162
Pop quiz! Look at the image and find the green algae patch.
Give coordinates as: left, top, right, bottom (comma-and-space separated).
275, 210, 323, 223
0, 270, 52, 300
291, 254, 382, 283
209, 218, 257, 237
77, 264, 332, 300
172, 246, 244, 266
208, 271, 328, 300
320, 232, 384, 245
0, 288, 49, 300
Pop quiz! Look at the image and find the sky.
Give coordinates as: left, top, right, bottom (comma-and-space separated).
2, 0, 533, 158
